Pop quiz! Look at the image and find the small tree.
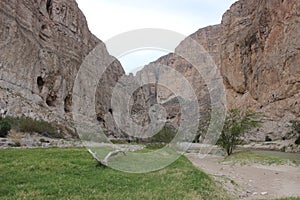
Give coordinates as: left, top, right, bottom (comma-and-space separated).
217, 109, 261, 156
0, 118, 12, 137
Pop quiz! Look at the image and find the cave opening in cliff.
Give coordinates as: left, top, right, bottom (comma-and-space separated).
37, 76, 45, 86
37, 76, 45, 93
46, 93, 57, 107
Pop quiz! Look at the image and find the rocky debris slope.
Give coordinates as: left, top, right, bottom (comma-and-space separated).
133, 0, 300, 141
0, 0, 124, 136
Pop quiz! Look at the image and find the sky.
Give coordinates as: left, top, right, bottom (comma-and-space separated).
76, 0, 238, 74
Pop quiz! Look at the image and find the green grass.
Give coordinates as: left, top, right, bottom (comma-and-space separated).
0, 147, 230, 200
222, 150, 299, 166
277, 198, 300, 200
254, 150, 300, 165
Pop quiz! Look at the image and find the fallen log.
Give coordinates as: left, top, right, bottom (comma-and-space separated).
87, 149, 126, 166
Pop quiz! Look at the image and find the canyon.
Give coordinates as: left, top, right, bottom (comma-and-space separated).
0, 0, 299, 143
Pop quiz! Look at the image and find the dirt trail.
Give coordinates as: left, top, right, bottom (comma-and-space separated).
186, 153, 300, 199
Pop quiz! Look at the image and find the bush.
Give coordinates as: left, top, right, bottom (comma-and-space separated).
145, 143, 166, 150
0, 118, 12, 137
0, 116, 77, 139
291, 120, 300, 133
1, 116, 19, 129
149, 125, 177, 143
280, 146, 286, 152
1, 116, 64, 139
290, 120, 300, 145
13, 141, 21, 147
265, 135, 272, 142
217, 109, 262, 156
295, 136, 300, 145
17, 117, 63, 138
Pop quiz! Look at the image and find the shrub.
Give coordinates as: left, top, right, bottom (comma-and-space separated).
265, 135, 272, 142
280, 146, 286, 152
291, 120, 300, 133
145, 143, 165, 149
0, 119, 12, 137
1, 116, 19, 129
0, 116, 77, 139
39, 138, 49, 143
217, 109, 262, 156
149, 125, 177, 143
17, 117, 64, 138
13, 141, 21, 147
295, 136, 300, 145
290, 120, 300, 145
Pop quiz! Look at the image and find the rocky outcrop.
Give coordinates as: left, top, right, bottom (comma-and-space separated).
133, 54, 212, 135
0, 0, 124, 136
220, 0, 300, 140
134, 0, 300, 141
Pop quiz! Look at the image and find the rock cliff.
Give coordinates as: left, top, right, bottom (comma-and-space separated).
0, 0, 124, 136
220, 0, 300, 140
1, 0, 299, 141
134, 0, 300, 140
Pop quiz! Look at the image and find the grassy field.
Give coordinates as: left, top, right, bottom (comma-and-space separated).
222, 150, 299, 166
0, 147, 230, 200
255, 150, 300, 165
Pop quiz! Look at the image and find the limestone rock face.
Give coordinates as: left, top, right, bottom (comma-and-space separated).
133, 54, 211, 130
95, 59, 125, 138
1, 0, 299, 141
134, 0, 300, 140
0, 0, 124, 135
220, 0, 300, 139
130, 25, 223, 136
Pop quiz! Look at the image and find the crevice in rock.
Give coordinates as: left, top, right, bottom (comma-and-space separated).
64, 94, 72, 113
97, 116, 105, 123
46, 0, 52, 15
41, 24, 47, 30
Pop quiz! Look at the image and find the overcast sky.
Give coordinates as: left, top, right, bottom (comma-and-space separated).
76, 0, 238, 73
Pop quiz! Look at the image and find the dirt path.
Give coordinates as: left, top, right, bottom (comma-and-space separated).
186, 153, 300, 199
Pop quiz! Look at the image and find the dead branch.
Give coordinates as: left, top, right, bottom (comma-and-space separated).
87, 149, 126, 166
